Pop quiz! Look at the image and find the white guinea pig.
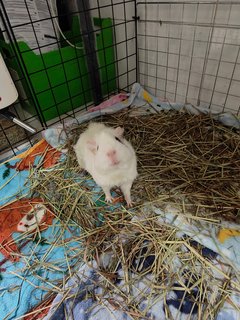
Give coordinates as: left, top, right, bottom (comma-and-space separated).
74, 122, 138, 207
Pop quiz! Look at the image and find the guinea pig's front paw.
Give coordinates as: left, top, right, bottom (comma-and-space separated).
127, 201, 133, 208
124, 196, 133, 208
105, 195, 113, 203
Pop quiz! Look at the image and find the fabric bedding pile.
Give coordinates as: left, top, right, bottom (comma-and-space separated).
0, 83, 239, 320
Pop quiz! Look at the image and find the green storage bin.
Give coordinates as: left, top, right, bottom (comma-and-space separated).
0, 17, 116, 122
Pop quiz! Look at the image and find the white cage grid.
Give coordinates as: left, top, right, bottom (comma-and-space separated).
137, 0, 240, 116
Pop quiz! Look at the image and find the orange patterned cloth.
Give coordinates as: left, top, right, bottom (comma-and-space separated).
0, 198, 54, 262
10, 139, 61, 171
23, 296, 55, 320
0, 139, 61, 261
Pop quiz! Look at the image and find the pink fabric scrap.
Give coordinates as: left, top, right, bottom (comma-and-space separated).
88, 93, 128, 112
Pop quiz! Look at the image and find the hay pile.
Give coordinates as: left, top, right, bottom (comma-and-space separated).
30, 162, 97, 231
69, 108, 240, 223
28, 108, 240, 319
78, 211, 239, 319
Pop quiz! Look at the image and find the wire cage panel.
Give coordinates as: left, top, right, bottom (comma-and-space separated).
137, 0, 240, 116
0, 0, 137, 159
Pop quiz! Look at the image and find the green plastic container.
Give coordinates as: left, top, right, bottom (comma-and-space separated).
0, 17, 116, 122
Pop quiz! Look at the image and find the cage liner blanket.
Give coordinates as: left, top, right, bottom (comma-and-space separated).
44, 235, 239, 320
0, 141, 83, 320
0, 86, 238, 319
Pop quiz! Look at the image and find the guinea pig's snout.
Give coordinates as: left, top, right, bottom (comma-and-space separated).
107, 149, 119, 165
107, 150, 116, 157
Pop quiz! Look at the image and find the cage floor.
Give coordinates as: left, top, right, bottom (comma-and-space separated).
0, 117, 27, 152
0, 90, 239, 320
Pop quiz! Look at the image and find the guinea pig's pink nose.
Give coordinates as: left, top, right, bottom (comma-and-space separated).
107, 150, 116, 157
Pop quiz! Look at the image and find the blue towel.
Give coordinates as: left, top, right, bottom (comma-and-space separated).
0, 219, 82, 320
0, 156, 42, 207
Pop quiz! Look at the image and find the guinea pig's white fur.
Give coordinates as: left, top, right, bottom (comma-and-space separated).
74, 122, 138, 206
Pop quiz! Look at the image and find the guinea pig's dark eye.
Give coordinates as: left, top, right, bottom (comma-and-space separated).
115, 137, 122, 143
97, 146, 99, 151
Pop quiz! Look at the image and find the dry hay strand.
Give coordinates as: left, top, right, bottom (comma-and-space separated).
70, 109, 240, 222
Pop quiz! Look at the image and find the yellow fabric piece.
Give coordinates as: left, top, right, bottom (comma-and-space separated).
143, 90, 153, 103
218, 229, 240, 243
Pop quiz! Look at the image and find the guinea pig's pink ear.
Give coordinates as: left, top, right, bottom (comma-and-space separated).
114, 126, 124, 137
87, 139, 97, 154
